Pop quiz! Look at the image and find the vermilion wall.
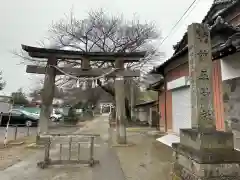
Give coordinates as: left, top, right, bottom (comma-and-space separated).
158, 91, 166, 131
212, 60, 225, 130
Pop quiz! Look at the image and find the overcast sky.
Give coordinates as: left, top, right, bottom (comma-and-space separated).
0, 0, 213, 95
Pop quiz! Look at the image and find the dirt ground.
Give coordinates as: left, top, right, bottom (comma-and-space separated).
0, 136, 38, 171
0, 116, 126, 180
0, 116, 173, 180
0, 124, 83, 171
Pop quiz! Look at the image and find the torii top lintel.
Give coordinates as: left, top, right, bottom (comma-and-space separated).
21, 44, 145, 62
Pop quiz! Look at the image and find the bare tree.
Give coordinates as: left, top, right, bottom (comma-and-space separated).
18, 9, 162, 120
0, 71, 6, 91
62, 86, 110, 108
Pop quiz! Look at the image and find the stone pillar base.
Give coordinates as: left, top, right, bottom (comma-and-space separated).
172, 153, 240, 180
172, 129, 240, 179
36, 135, 49, 145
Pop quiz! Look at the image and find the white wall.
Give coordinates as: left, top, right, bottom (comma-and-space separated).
221, 52, 240, 81
167, 76, 190, 90
0, 102, 11, 113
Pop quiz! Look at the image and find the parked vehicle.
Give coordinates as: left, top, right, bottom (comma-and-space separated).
32, 109, 63, 122
0, 109, 39, 127
50, 110, 63, 122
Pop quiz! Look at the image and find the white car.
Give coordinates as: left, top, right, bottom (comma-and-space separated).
50, 110, 63, 122
31, 110, 63, 122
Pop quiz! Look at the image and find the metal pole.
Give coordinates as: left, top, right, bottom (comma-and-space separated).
27, 126, 30, 136
78, 143, 80, 161
4, 104, 13, 147
59, 144, 62, 161
68, 137, 72, 160
44, 137, 51, 163
89, 136, 94, 161
14, 125, 18, 140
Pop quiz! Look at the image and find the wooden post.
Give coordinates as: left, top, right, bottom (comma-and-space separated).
115, 59, 127, 144
39, 57, 57, 135
149, 107, 152, 127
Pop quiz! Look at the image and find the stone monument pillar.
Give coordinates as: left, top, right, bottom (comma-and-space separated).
172, 23, 240, 180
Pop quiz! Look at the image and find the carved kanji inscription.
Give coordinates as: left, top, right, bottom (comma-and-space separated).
199, 87, 210, 97
196, 25, 209, 44
199, 108, 213, 122
198, 70, 209, 80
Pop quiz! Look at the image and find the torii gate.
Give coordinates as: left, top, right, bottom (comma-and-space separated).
22, 44, 145, 144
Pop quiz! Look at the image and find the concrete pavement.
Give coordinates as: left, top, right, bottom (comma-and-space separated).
113, 130, 173, 180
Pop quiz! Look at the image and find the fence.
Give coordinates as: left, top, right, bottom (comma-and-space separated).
37, 133, 100, 169
11, 125, 32, 140
0, 124, 37, 144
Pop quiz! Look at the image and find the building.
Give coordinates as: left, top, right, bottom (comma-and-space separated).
99, 101, 114, 114
150, 0, 240, 135
0, 92, 12, 114
134, 100, 159, 127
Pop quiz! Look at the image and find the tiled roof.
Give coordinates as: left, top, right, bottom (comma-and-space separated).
151, 0, 240, 75
154, 17, 240, 74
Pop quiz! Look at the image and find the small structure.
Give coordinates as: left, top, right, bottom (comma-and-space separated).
100, 102, 114, 114
0, 92, 12, 114
134, 100, 158, 127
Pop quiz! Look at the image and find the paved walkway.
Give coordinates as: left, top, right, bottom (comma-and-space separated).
0, 115, 125, 180
113, 130, 172, 180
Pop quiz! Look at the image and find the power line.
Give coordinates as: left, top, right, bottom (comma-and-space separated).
141, 0, 200, 75
162, 0, 200, 43
157, 0, 199, 48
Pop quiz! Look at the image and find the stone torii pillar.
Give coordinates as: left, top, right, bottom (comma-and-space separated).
172, 23, 240, 180
130, 80, 136, 120
39, 57, 57, 135
115, 59, 127, 144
